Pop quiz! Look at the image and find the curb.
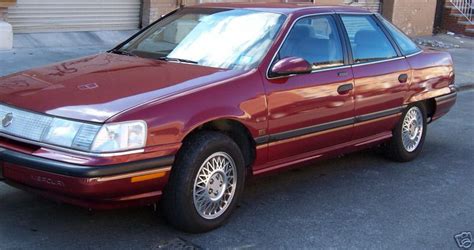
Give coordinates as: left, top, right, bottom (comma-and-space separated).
457, 84, 474, 92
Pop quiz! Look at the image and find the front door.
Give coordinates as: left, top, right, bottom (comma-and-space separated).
261, 14, 355, 165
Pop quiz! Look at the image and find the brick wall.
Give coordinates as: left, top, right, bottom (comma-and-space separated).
440, 2, 474, 36
383, 0, 437, 36
441, 5, 465, 34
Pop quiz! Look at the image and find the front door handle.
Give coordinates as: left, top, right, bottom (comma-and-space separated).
337, 83, 353, 95
398, 74, 408, 83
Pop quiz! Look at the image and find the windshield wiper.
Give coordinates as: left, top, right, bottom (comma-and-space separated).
110, 49, 136, 57
158, 56, 198, 64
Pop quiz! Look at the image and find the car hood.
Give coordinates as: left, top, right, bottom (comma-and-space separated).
0, 53, 240, 122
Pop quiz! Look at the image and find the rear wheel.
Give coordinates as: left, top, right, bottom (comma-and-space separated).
385, 103, 427, 162
161, 131, 245, 233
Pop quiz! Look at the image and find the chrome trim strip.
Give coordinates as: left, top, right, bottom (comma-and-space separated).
351, 56, 404, 67
268, 65, 352, 80
336, 12, 376, 15
405, 50, 423, 58
312, 65, 352, 73
0, 132, 145, 157
355, 106, 405, 122
255, 106, 405, 145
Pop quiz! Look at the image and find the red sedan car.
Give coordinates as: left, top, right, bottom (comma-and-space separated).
0, 3, 456, 232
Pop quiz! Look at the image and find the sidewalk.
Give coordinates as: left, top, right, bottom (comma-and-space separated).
1, 33, 473, 89
415, 34, 474, 90
0, 30, 136, 77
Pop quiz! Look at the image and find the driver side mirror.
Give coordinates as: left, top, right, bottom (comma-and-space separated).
270, 57, 312, 77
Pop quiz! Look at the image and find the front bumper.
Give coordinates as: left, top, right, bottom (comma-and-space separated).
0, 148, 174, 209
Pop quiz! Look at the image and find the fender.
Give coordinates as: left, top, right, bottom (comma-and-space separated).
404, 50, 455, 104
110, 69, 268, 148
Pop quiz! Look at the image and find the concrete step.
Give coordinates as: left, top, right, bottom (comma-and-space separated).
451, 13, 467, 18
466, 28, 474, 33
458, 20, 474, 28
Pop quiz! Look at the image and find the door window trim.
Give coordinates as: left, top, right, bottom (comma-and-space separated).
266, 12, 415, 80
266, 13, 350, 80
336, 13, 403, 66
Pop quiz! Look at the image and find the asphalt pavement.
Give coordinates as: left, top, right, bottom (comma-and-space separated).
0, 90, 473, 249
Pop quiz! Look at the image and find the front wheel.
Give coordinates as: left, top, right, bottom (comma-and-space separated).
161, 131, 245, 233
385, 104, 427, 162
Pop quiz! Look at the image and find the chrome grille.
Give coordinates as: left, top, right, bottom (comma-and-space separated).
0, 104, 53, 142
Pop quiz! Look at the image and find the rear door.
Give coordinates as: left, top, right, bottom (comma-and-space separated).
339, 14, 410, 140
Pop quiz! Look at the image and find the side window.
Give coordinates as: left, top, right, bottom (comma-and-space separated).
340, 15, 398, 63
378, 16, 421, 55
279, 15, 344, 70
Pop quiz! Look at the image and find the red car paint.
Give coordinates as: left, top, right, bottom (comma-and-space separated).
0, 4, 456, 209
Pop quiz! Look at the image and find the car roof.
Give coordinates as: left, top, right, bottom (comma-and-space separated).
188, 2, 372, 15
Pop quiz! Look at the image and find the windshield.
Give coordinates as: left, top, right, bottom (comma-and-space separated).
117, 8, 286, 70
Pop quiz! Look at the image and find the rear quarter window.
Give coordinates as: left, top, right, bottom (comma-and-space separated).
378, 16, 421, 55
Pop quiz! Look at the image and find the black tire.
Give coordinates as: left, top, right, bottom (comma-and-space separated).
161, 131, 246, 233
385, 103, 427, 162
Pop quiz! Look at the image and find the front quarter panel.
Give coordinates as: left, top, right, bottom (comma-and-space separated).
108, 69, 267, 153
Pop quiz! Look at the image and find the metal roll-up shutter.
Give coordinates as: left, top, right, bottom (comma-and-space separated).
7, 0, 141, 33
344, 0, 382, 13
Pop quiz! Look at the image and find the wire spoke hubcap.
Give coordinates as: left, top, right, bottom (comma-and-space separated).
401, 106, 423, 152
193, 152, 237, 220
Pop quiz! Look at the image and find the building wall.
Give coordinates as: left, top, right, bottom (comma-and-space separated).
0, 7, 7, 21
142, 0, 177, 27
344, 0, 382, 13
318, 0, 343, 4
383, 0, 437, 36
2, 0, 435, 37
141, 0, 385, 26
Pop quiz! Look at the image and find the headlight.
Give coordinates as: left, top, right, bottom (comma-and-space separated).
42, 118, 83, 147
42, 118, 101, 150
91, 121, 147, 153
41, 119, 146, 154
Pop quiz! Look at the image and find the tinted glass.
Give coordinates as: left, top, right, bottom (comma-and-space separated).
120, 9, 285, 70
279, 15, 344, 70
341, 15, 398, 63
379, 16, 421, 55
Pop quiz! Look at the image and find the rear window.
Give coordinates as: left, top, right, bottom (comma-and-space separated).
378, 16, 421, 55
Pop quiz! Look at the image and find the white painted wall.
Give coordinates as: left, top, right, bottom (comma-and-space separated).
0, 21, 13, 50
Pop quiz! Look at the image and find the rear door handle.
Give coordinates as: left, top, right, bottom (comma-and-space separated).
337, 83, 353, 95
337, 71, 349, 77
398, 74, 408, 83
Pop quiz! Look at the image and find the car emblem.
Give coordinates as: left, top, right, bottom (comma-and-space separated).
2, 112, 14, 128
78, 83, 98, 90
455, 232, 473, 249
